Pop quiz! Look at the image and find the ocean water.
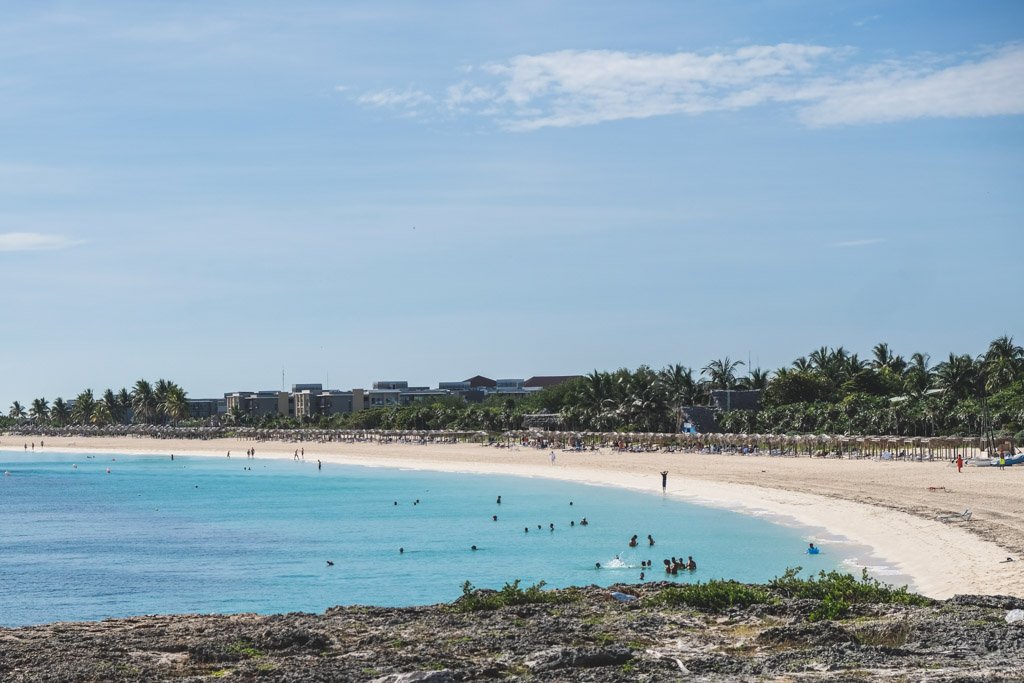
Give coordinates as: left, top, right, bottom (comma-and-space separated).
2, 450, 860, 626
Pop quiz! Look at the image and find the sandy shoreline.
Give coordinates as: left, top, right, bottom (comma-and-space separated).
4, 434, 1023, 600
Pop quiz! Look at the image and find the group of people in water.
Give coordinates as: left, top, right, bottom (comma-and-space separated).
664, 556, 698, 574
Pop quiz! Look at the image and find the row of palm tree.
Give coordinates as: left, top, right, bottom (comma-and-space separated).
8, 379, 190, 426
7, 337, 1022, 437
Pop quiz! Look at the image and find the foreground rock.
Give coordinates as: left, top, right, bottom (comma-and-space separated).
2, 583, 1024, 681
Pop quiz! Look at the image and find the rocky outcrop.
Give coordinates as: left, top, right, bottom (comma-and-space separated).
2, 583, 1024, 681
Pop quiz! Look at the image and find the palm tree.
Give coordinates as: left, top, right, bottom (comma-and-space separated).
91, 401, 112, 426
738, 367, 770, 390
102, 389, 124, 424
871, 342, 907, 374
983, 335, 1023, 392
658, 364, 699, 431
808, 346, 832, 374
131, 379, 157, 424
116, 388, 131, 424
934, 354, 982, 401
50, 397, 70, 426
8, 401, 26, 419
576, 370, 616, 430
701, 357, 744, 391
71, 389, 96, 425
29, 397, 49, 423
903, 352, 933, 397
162, 384, 190, 424
153, 379, 173, 423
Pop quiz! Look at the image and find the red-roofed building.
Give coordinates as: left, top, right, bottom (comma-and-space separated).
523, 375, 582, 389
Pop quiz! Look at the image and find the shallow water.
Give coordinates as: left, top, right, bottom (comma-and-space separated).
1, 450, 860, 626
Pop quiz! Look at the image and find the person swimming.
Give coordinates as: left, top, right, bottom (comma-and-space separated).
580, 518, 589, 526
492, 515, 498, 521
399, 547, 404, 554
628, 534, 638, 548
496, 495, 501, 504
647, 534, 655, 546
326, 560, 334, 566
471, 545, 477, 551
595, 562, 601, 569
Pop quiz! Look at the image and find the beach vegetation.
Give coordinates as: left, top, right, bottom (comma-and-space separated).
228, 640, 264, 659
453, 579, 580, 612
769, 567, 931, 621
647, 580, 776, 611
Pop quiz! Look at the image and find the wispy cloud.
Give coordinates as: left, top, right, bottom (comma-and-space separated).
351, 43, 1024, 130
0, 232, 82, 252
799, 46, 1024, 126
833, 238, 886, 248
355, 88, 434, 115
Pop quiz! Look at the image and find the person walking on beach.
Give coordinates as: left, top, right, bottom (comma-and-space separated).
956, 454, 963, 472
660, 470, 668, 490
550, 451, 556, 465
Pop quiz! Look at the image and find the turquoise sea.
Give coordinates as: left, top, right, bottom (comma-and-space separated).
1, 450, 857, 626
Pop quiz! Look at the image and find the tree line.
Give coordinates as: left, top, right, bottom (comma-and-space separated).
6, 379, 189, 427
6, 337, 1023, 439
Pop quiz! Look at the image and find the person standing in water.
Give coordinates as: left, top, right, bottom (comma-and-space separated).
660, 470, 668, 490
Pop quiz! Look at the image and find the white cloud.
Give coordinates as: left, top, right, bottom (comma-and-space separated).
0, 232, 82, 252
799, 46, 1024, 126
355, 88, 433, 111
353, 43, 1024, 130
833, 238, 885, 248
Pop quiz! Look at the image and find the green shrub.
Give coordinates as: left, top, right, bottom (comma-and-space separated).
453, 580, 579, 612
770, 567, 930, 621
647, 580, 776, 611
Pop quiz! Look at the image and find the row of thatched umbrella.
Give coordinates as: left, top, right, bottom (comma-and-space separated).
2, 424, 1000, 458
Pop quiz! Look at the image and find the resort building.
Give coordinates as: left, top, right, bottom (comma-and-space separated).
294, 387, 364, 418
224, 390, 289, 418
523, 375, 582, 389
221, 371, 579, 420
186, 398, 224, 419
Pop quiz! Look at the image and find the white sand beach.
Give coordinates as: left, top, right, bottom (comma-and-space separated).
4, 435, 1022, 600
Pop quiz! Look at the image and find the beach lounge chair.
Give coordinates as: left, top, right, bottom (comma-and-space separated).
938, 508, 972, 523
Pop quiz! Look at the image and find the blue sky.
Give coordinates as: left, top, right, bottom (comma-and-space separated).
1, 1, 1022, 406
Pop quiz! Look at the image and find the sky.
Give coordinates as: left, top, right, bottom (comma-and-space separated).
1, 0, 1022, 406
